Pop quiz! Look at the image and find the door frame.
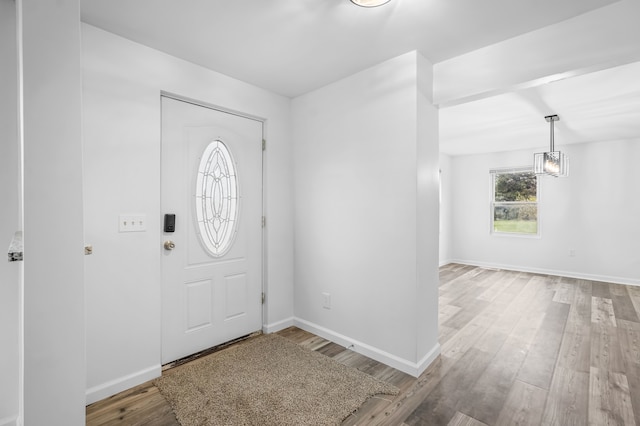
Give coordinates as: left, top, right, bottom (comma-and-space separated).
159, 91, 267, 347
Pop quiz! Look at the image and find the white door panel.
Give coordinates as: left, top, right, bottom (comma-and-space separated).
161, 96, 263, 364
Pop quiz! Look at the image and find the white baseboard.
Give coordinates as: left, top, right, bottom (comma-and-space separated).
85, 364, 161, 405
293, 317, 440, 378
416, 342, 442, 376
0, 415, 18, 426
263, 316, 295, 334
451, 259, 640, 287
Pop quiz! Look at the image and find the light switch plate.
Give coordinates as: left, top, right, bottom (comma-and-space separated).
119, 214, 147, 232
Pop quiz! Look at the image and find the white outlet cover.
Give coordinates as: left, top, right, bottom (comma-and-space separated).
322, 292, 331, 309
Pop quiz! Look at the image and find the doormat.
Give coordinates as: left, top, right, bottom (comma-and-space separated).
154, 333, 399, 425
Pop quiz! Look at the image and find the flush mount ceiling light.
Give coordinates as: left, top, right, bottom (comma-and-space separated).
350, 0, 391, 7
534, 115, 569, 177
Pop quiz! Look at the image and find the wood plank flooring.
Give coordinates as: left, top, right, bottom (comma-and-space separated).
86, 264, 640, 425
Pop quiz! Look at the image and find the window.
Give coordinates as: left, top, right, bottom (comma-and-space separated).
195, 140, 239, 257
491, 168, 538, 236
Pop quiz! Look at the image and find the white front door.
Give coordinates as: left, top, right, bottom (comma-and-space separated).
161, 95, 263, 364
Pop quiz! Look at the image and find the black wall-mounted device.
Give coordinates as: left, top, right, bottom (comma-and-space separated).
163, 214, 176, 233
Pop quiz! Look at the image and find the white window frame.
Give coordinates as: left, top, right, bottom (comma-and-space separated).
490, 167, 540, 238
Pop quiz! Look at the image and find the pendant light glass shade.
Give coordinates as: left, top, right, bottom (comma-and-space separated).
534, 151, 569, 177
350, 0, 391, 7
534, 115, 569, 177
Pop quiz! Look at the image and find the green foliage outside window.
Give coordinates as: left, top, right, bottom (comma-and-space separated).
492, 171, 538, 235
494, 173, 537, 202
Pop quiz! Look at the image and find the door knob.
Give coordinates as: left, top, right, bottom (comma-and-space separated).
164, 240, 176, 250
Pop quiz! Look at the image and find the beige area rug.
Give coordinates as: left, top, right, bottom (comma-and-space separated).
154, 334, 399, 426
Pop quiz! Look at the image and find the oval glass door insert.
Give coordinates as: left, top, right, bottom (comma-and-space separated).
195, 140, 239, 257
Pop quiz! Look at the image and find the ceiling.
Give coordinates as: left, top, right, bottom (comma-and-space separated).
80, 0, 640, 155
440, 61, 640, 155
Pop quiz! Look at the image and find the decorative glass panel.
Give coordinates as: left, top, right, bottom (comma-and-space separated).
195, 140, 238, 257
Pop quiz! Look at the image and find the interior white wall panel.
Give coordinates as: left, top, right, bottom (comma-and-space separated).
292, 51, 440, 375
0, 0, 20, 424
416, 53, 440, 364
22, 0, 86, 424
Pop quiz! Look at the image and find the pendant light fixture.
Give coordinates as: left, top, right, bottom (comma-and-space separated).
350, 0, 391, 7
534, 114, 569, 177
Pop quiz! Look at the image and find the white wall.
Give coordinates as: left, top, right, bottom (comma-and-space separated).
0, 1, 20, 424
21, 0, 86, 424
439, 153, 453, 265
415, 54, 440, 362
81, 24, 293, 403
450, 140, 640, 285
292, 51, 440, 376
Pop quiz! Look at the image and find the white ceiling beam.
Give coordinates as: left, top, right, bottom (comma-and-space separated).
433, 0, 640, 108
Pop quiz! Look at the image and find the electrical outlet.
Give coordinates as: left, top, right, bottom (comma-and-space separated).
569, 249, 576, 257
119, 214, 147, 232
322, 292, 331, 310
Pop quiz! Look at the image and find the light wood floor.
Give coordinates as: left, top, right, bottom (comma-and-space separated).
86, 264, 640, 425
